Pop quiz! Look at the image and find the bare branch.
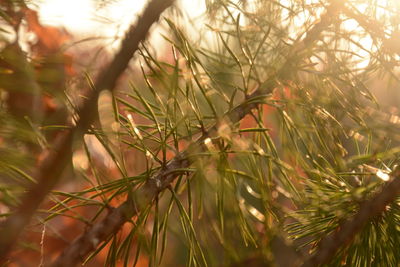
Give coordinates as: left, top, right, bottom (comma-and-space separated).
0, 0, 175, 264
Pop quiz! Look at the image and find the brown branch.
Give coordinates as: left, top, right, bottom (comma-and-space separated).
0, 0, 175, 264
50, 153, 190, 267
301, 167, 400, 267
50, 2, 344, 266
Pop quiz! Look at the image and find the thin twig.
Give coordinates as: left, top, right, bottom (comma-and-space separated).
301, 167, 400, 267
50, 2, 344, 266
0, 0, 175, 264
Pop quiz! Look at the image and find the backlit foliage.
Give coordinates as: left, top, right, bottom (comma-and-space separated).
0, 0, 400, 266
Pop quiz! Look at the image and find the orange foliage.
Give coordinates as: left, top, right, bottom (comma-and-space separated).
158, 139, 190, 161
24, 8, 70, 54
238, 87, 291, 138
0, 7, 75, 123
25, 8, 74, 79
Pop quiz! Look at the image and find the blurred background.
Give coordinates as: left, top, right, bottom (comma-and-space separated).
1, 0, 400, 266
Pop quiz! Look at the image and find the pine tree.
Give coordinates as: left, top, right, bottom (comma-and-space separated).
0, 0, 400, 266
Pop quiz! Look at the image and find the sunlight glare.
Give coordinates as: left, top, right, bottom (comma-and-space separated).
39, 0, 96, 33
37, 0, 202, 51
38, 0, 147, 36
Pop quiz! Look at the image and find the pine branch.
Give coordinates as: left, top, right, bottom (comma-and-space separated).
342, 4, 400, 55
50, 2, 345, 266
341, 4, 385, 39
301, 167, 400, 267
0, 0, 175, 264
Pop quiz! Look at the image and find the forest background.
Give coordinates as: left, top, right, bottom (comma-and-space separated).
0, 0, 400, 266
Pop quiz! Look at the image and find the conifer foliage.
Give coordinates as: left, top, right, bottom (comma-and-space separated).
0, 0, 400, 266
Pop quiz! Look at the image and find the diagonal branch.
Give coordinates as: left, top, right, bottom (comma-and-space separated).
0, 0, 175, 264
51, 2, 344, 266
301, 167, 400, 267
